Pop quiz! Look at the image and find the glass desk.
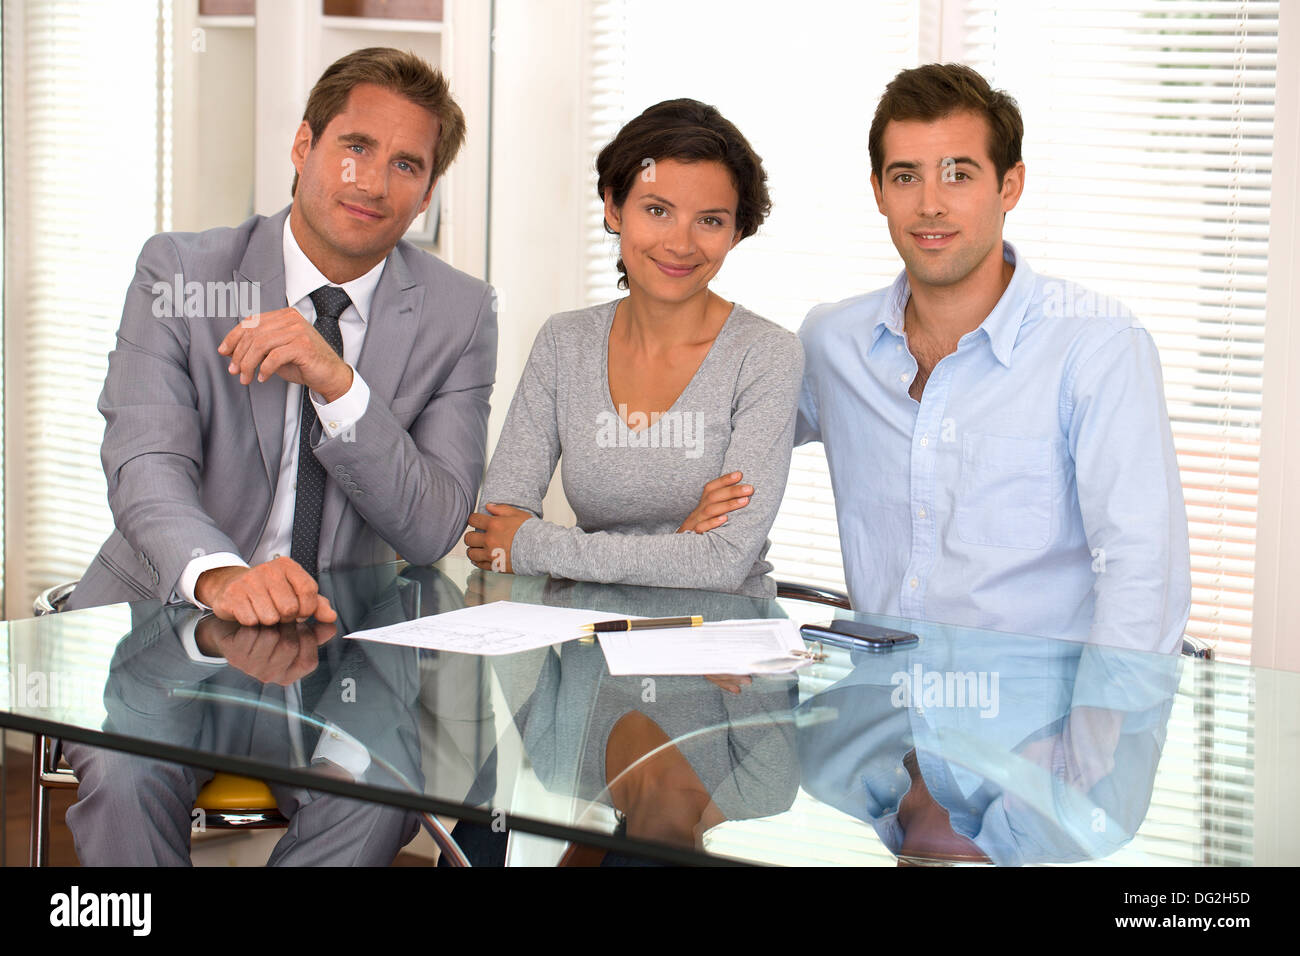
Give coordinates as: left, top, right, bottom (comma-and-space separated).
1, 556, 1291, 866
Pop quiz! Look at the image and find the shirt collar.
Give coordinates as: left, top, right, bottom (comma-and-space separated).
872, 241, 1034, 368
282, 213, 386, 323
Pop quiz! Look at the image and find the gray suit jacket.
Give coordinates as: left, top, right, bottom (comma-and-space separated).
67, 206, 497, 609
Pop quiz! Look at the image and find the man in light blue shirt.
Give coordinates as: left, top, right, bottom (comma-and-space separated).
797, 63, 1191, 654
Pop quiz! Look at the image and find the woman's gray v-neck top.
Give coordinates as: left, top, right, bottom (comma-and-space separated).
480, 298, 803, 598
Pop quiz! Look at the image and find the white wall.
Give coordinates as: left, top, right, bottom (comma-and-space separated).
482, 0, 591, 526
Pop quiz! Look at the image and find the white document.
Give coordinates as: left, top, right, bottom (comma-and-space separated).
597, 619, 811, 676
346, 601, 628, 656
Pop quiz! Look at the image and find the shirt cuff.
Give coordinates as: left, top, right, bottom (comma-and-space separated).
311, 367, 370, 440
179, 552, 250, 608
177, 610, 231, 666
312, 724, 373, 778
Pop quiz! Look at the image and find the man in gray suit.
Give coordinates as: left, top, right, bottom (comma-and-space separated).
62, 48, 497, 865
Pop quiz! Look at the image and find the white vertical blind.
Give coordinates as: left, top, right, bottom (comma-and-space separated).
4, 0, 169, 610
959, 0, 1277, 664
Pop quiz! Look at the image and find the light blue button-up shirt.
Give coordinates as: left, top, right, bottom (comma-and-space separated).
796, 242, 1191, 653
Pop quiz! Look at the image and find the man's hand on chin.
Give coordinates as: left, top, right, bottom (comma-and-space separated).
195, 556, 337, 626
217, 307, 353, 402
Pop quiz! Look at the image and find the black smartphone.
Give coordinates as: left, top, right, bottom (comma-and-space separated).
800, 618, 919, 651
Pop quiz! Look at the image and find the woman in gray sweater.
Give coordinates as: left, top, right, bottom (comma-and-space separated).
462, 101, 803, 858
466, 99, 803, 597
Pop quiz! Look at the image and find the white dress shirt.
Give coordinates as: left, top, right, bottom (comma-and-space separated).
179, 215, 386, 603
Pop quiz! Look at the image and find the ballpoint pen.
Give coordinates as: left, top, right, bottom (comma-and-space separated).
581, 615, 704, 633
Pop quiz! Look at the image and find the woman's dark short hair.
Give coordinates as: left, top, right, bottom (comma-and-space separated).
596, 99, 771, 290
869, 63, 1023, 187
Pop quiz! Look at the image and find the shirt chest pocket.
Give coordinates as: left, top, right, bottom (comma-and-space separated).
955, 432, 1054, 550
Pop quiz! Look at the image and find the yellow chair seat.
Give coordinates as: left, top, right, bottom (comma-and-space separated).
196, 773, 278, 811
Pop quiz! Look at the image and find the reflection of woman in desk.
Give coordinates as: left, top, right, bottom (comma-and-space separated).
488, 583, 799, 858
463, 100, 802, 856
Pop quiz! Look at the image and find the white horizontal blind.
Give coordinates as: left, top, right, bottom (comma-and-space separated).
960, 0, 1277, 663
583, 0, 922, 596
6, 0, 170, 609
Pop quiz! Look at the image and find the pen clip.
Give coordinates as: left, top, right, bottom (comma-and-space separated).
750, 647, 827, 672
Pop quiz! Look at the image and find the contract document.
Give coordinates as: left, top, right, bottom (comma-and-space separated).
597, 619, 811, 676
346, 601, 621, 655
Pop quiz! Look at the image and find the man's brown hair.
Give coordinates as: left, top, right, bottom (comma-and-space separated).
290, 47, 466, 197
868, 63, 1023, 186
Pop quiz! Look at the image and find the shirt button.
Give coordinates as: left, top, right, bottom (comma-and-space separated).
899, 373, 909, 384
920, 437, 929, 447
918, 508, 927, 518
896, 344, 903, 353
328, 421, 340, 430
909, 577, 919, 589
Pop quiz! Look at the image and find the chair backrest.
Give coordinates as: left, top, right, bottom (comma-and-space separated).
776, 580, 1213, 659
33, 581, 79, 616
775, 581, 852, 610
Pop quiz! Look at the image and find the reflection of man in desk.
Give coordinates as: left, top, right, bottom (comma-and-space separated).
71, 564, 491, 865
797, 632, 1181, 864
60, 48, 496, 864
796, 63, 1191, 654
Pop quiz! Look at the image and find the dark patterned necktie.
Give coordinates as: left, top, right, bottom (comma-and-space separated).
289, 285, 351, 579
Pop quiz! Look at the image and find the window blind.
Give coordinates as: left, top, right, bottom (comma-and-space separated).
584, 0, 1276, 665
959, 0, 1278, 664
4, 0, 170, 611
579, 0, 1268, 865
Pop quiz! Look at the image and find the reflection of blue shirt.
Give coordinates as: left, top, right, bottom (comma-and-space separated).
796, 243, 1191, 653
796, 632, 1183, 865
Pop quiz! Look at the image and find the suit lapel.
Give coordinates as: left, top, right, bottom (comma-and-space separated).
236, 209, 291, 490
319, 246, 424, 563
355, 245, 422, 407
